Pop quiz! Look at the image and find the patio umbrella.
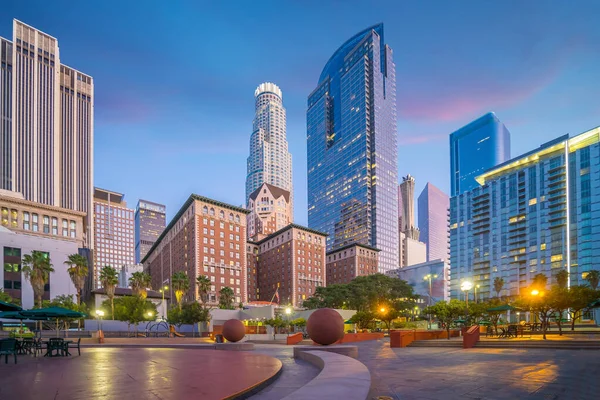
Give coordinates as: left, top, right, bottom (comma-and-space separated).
486, 304, 522, 312
453, 319, 466, 324
478, 320, 491, 325
589, 299, 600, 308
21, 307, 86, 337
0, 300, 22, 312
0, 311, 48, 333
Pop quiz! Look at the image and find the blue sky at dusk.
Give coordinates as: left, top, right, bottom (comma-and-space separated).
3, 1, 599, 223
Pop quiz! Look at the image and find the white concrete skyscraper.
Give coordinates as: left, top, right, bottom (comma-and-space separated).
0, 19, 94, 246
246, 82, 293, 214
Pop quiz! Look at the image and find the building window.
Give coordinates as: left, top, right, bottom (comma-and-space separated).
70, 221, 76, 238
62, 219, 68, 236
51, 217, 58, 235
32, 214, 39, 232
23, 212, 30, 230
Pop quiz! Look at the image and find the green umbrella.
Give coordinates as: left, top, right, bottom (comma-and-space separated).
453, 319, 466, 324
487, 304, 522, 312
589, 299, 600, 308
0, 311, 47, 334
21, 307, 86, 337
0, 300, 22, 312
478, 320, 491, 325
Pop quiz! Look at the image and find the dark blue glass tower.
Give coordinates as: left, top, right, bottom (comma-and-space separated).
450, 112, 511, 196
307, 24, 398, 272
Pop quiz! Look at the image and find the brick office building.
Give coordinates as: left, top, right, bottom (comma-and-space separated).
326, 243, 380, 285
143, 194, 249, 306
249, 224, 327, 307
247, 183, 292, 241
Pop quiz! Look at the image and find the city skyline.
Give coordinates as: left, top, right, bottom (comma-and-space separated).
1, 2, 599, 224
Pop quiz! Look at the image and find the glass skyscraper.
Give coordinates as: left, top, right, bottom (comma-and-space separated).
418, 182, 449, 262
307, 24, 398, 272
450, 112, 511, 196
450, 126, 600, 300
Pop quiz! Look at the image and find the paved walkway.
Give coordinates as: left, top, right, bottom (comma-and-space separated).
0, 348, 281, 399
250, 344, 320, 399
356, 339, 600, 400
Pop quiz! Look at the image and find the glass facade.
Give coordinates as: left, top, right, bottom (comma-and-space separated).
307, 24, 398, 272
135, 199, 166, 263
450, 127, 600, 299
450, 112, 511, 196
418, 183, 449, 262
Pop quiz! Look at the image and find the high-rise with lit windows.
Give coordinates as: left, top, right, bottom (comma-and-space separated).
0, 20, 93, 246
246, 83, 293, 213
93, 188, 135, 287
135, 199, 166, 263
450, 126, 600, 300
307, 24, 398, 272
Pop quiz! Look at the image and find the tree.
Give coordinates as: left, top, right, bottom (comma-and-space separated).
584, 270, 600, 290
181, 301, 211, 337
22, 251, 54, 309
171, 271, 190, 309
422, 300, 466, 339
555, 269, 569, 289
532, 273, 548, 290
64, 253, 88, 306
516, 288, 554, 340
493, 277, 505, 298
0, 289, 20, 306
218, 287, 235, 310
167, 305, 183, 328
99, 266, 119, 320
129, 271, 152, 299
196, 275, 211, 304
103, 295, 157, 335
378, 308, 401, 331
264, 316, 286, 339
567, 285, 598, 330
548, 286, 569, 336
290, 318, 306, 331
349, 311, 375, 330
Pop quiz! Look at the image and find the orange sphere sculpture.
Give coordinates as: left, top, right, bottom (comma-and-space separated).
307, 308, 344, 345
222, 319, 245, 342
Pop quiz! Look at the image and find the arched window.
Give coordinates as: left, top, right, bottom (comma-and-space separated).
203, 206, 208, 214
235, 215, 240, 223
220, 210, 225, 219
229, 213, 234, 221
210, 208, 215, 216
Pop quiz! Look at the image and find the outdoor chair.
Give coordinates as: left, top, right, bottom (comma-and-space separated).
32, 338, 43, 357
47, 338, 65, 357
485, 326, 495, 337
0, 338, 18, 364
68, 338, 81, 356
22, 338, 35, 355
507, 325, 518, 338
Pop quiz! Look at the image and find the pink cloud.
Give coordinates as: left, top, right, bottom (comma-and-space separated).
398, 133, 446, 145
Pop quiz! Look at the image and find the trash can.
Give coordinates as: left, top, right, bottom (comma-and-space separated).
215, 334, 224, 343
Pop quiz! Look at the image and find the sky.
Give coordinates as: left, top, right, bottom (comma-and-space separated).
2, 0, 599, 223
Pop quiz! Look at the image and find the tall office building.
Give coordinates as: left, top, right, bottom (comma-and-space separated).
399, 175, 419, 240
93, 188, 135, 287
450, 126, 600, 300
135, 199, 166, 263
450, 112, 510, 196
246, 82, 293, 212
307, 24, 398, 272
0, 20, 93, 246
418, 183, 449, 262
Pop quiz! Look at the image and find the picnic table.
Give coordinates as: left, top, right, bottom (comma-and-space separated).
43, 338, 73, 357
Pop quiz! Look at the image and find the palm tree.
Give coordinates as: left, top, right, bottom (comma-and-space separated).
555, 269, 569, 289
171, 271, 190, 309
493, 277, 504, 298
22, 251, 54, 308
129, 271, 152, 299
196, 275, 211, 304
218, 286, 235, 310
99, 266, 119, 320
584, 270, 600, 290
64, 254, 88, 306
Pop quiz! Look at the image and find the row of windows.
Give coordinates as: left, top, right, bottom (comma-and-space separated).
202, 218, 241, 232
201, 206, 241, 223
10, 210, 77, 238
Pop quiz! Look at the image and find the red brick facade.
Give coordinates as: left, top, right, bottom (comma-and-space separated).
326, 243, 380, 285
252, 224, 326, 307
143, 195, 249, 307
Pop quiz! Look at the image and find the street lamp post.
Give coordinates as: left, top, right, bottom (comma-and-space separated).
159, 285, 168, 320
423, 274, 438, 329
95, 310, 104, 331
285, 307, 292, 336
475, 284, 480, 303
461, 281, 473, 308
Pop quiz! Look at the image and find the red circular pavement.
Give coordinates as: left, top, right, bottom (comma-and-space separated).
0, 348, 282, 399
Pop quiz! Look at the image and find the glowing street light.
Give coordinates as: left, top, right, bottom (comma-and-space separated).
95, 310, 104, 331
380, 307, 386, 314
461, 281, 473, 307
531, 289, 540, 296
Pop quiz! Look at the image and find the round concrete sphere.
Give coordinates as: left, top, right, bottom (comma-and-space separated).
307, 308, 344, 345
222, 319, 245, 342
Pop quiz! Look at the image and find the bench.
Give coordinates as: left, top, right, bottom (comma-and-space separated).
284, 350, 370, 400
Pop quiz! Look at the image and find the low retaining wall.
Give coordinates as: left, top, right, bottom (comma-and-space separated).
286, 350, 370, 400
336, 332, 384, 344
390, 329, 461, 348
